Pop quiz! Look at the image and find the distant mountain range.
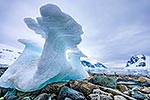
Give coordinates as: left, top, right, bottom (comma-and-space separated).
81, 60, 107, 69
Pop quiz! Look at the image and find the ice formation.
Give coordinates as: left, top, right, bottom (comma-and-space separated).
0, 4, 89, 91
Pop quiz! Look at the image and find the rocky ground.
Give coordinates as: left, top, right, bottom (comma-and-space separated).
0, 68, 150, 100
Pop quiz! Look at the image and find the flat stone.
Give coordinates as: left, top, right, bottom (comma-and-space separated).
89, 75, 117, 89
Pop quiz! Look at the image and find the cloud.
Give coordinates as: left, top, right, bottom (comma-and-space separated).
0, 0, 149, 67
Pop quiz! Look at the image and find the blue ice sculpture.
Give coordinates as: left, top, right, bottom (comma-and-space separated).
0, 4, 89, 91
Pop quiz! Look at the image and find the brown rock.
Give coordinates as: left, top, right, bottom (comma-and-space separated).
141, 86, 150, 93
138, 76, 150, 83
68, 80, 99, 96
118, 85, 128, 92
41, 82, 67, 94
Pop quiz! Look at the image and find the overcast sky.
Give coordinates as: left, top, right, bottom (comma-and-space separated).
0, 0, 149, 67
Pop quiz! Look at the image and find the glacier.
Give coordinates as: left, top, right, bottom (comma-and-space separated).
0, 4, 89, 91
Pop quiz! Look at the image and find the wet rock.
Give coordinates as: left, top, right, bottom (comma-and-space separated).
117, 78, 139, 85
131, 91, 149, 100
58, 86, 85, 100
117, 85, 128, 92
34, 93, 49, 100
68, 80, 99, 96
89, 75, 117, 89
114, 95, 127, 100
138, 76, 150, 83
141, 86, 150, 93
41, 82, 67, 94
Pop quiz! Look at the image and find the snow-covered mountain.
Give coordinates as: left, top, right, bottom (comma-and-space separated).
81, 60, 107, 69
0, 43, 22, 67
81, 60, 108, 73
125, 55, 150, 76
125, 55, 150, 68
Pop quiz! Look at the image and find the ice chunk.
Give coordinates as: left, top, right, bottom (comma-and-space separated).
0, 4, 89, 91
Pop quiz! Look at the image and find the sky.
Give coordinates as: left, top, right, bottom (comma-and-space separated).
0, 0, 150, 67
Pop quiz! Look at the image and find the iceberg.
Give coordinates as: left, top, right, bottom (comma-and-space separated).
0, 4, 89, 91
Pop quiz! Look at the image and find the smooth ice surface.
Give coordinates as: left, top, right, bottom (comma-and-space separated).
0, 4, 89, 91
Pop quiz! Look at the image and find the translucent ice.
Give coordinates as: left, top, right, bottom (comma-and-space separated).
0, 4, 89, 91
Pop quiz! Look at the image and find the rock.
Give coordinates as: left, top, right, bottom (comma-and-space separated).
58, 86, 85, 100
89, 75, 117, 89
114, 95, 127, 100
4, 89, 17, 100
99, 86, 136, 100
123, 91, 130, 96
117, 85, 128, 92
41, 82, 67, 94
0, 87, 12, 97
68, 80, 99, 96
141, 82, 150, 87
88, 94, 113, 100
93, 89, 113, 97
22, 97, 31, 100
5, 95, 19, 100
99, 94, 113, 100
88, 94, 100, 100
141, 86, 150, 93
64, 97, 73, 100
138, 76, 150, 83
0, 97, 4, 100
34, 93, 49, 100
131, 91, 149, 100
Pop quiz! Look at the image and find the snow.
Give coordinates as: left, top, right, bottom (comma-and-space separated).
0, 43, 22, 66
0, 4, 89, 92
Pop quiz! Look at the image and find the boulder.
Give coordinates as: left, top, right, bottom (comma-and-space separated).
117, 85, 128, 92
58, 86, 85, 100
114, 95, 127, 100
89, 75, 117, 89
138, 77, 150, 83
68, 80, 99, 96
34, 93, 49, 100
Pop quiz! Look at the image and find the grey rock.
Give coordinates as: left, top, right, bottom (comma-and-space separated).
5, 95, 19, 100
89, 75, 117, 89
88, 94, 100, 100
58, 86, 85, 100
64, 97, 73, 100
22, 97, 31, 100
114, 95, 127, 100
131, 91, 149, 100
34, 93, 49, 100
